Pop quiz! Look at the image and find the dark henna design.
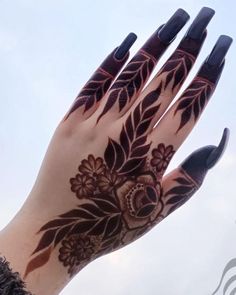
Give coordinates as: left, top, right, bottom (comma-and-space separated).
162, 169, 197, 217
150, 144, 175, 176
25, 88, 168, 277
104, 83, 163, 176
173, 36, 232, 134
97, 8, 190, 121
24, 13, 232, 280
65, 69, 114, 119
159, 49, 194, 91
97, 51, 157, 121
64, 33, 137, 120
174, 79, 213, 133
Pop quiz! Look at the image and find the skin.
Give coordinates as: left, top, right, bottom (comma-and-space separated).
0, 9, 232, 295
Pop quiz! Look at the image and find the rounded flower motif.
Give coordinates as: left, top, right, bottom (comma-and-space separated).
78, 154, 105, 178
70, 173, 95, 198
116, 172, 163, 229
151, 144, 175, 173
59, 234, 95, 274
97, 170, 123, 192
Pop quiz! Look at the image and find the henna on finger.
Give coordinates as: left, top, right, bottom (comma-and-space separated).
96, 9, 190, 122
149, 34, 232, 153
122, 7, 215, 137
159, 128, 229, 218
63, 33, 137, 120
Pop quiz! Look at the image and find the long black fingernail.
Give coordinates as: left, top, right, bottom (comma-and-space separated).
186, 7, 215, 40
205, 35, 233, 67
158, 8, 190, 44
206, 128, 230, 169
114, 32, 137, 60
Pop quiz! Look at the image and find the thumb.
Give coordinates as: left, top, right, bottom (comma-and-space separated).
160, 128, 229, 218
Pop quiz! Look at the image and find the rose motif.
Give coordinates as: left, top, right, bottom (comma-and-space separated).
116, 172, 163, 229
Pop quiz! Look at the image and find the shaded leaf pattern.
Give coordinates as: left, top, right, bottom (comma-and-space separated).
159, 50, 194, 91
98, 51, 156, 120
174, 79, 213, 132
65, 69, 113, 119
164, 172, 197, 216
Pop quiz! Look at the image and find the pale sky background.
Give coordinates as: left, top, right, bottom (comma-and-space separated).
0, 0, 235, 294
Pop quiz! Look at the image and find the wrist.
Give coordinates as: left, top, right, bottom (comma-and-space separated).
0, 193, 79, 295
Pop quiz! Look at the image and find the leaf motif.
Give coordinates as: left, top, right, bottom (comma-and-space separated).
142, 105, 160, 121
94, 193, 119, 206
119, 158, 145, 175
32, 229, 57, 255
112, 139, 125, 170
104, 215, 122, 238
59, 208, 96, 219
175, 98, 192, 111
175, 80, 213, 132
131, 143, 151, 158
38, 218, 75, 232
80, 204, 105, 217
174, 177, 192, 185
87, 216, 109, 235
176, 105, 192, 133
166, 195, 183, 205
68, 220, 97, 236
136, 119, 152, 137
125, 115, 134, 142
131, 136, 147, 150
166, 198, 188, 216
92, 198, 119, 213
84, 96, 95, 112
54, 225, 72, 248
101, 237, 117, 248
133, 103, 141, 129
165, 185, 193, 196
24, 247, 52, 279
104, 138, 115, 170
120, 126, 130, 157
142, 82, 162, 110
137, 204, 156, 217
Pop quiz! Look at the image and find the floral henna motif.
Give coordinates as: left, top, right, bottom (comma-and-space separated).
151, 143, 175, 175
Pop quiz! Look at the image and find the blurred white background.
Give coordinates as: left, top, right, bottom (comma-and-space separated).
0, 0, 235, 294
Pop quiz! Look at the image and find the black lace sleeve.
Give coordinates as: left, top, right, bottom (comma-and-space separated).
0, 256, 33, 295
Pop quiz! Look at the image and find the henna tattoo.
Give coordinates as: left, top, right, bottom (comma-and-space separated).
159, 49, 194, 91
162, 169, 197, 217
24, 32, 231, 280
174, 78, 213, 133
150, 144, 175, 176
97, 51, 156, 121
65, 69, 113, 119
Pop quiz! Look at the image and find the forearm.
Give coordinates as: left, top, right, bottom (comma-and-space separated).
0, 193, 77, 295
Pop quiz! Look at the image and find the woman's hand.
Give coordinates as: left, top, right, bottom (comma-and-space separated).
25, 6, 232, 277
0, 6, 232, 295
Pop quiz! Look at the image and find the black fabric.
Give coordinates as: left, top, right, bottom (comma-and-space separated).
0, 256, 33, 295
